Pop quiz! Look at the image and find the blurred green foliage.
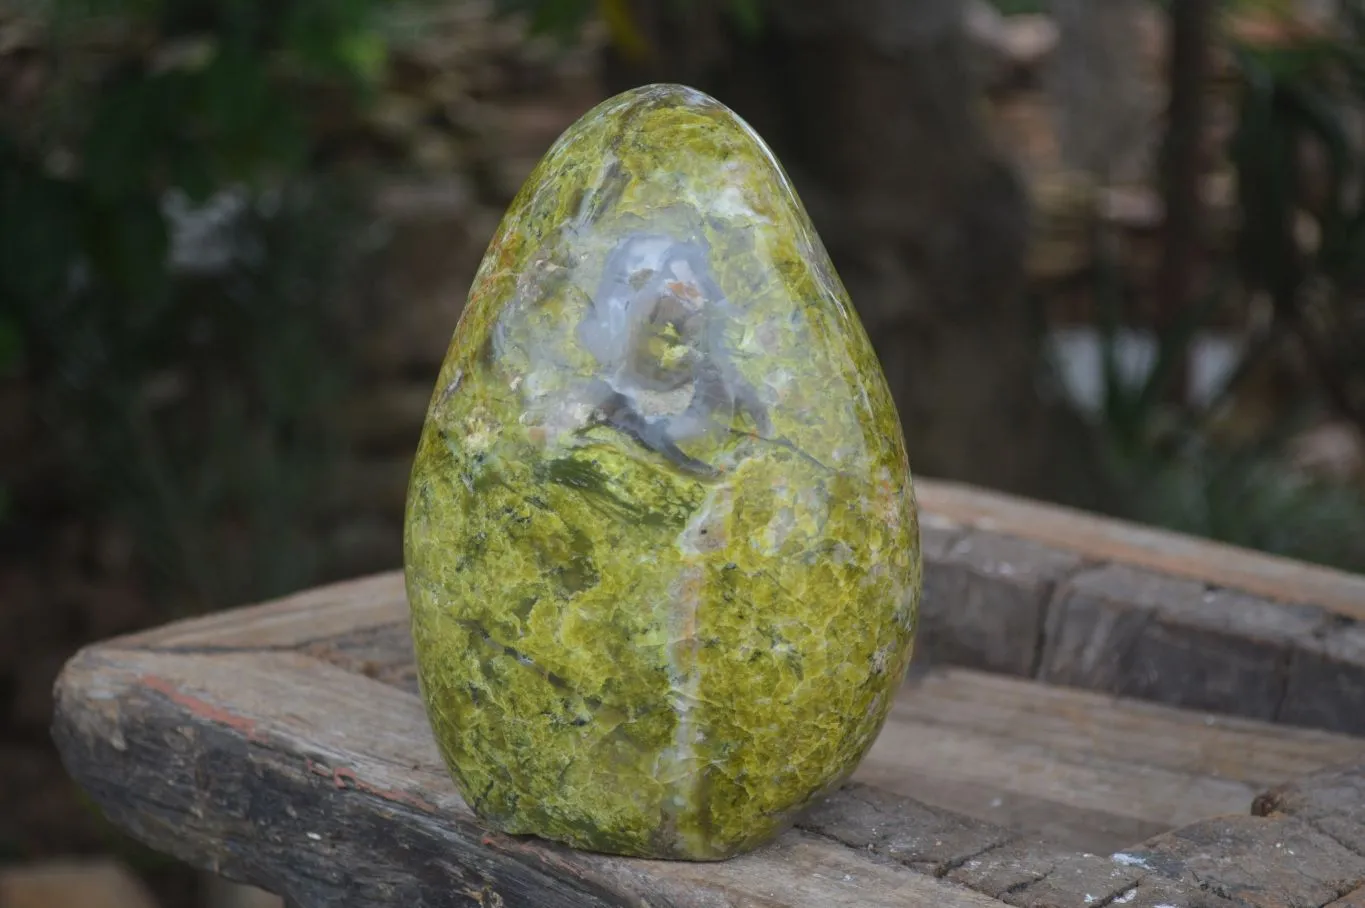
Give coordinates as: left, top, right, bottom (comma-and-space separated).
0, 0, 397, 605
1230, 4, 1365, 403
5, 0, 1365, 587
499, 0, 1365, 571
1, 0, 390, 317
988, 0, 1048, 15
1087, 0, 1365, 571
493, 0, 761, 46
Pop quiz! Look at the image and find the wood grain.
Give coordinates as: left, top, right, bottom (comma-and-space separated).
126, 594, 1365, 861
1281, 622, 1365, 738
917, 531, 1084, 676
93, 480, 1365, 742
858, 668, 1364, 854
49, 476, 1365, 906
53, 646, 1007, 908
1328, 887, 1365, 908
1254, 761, 1365, 860
283, 616, 1365, 855
53, 608, 1365, 907
116, 573, 408, 650
1126, 815, 1365, 908
916, 478, 1365, 622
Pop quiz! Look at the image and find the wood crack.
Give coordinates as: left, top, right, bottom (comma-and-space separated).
1324, 881, 1365, 907
933, 840, 1019, 881
1318, 878, 1365, 908
67, 675, 631, 907
1004, 864, 1055, 898
1092, 882, 1141, 907
1307, 817, 1365, 863
1028, 557, 1100, 679
135, 642, 310, 656
1270, 643, 1299, 726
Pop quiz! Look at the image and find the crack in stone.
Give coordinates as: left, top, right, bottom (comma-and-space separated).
458, 618, 577, 692
1185, 866, 1240, 903
1112, 609, 1160, 701
794, 789, 1019, 886
726, 428, 835, 474
455, 619, 666, 723
840, 787, 895, 818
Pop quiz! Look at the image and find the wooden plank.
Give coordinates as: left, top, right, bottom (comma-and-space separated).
114, 573, 408, 650
1039, 563, 1329, 723
898, 668, 1364, 782
915, 477, 1365, 622
945, 844, 1240, 907
103, 489, 1362, 739
1123, 815, 1365, 908
202, 560, 1354, 746
149, 596, 1365, 859
919, 531, 1085, 676
857, 754, 1168, 855
1281, 622, 1365, 737
65, 601, 1365, 907
1254, 762, 1365, 859
796, 781, 1022, 877
52, 646, 1007, 908
264, 610, 1365, 857
1328, 887, 1365, 908
857, 668, 1364, 854
800, 786, 1234, 906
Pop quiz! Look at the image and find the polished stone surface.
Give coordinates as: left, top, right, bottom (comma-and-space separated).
404, 83, 921, 860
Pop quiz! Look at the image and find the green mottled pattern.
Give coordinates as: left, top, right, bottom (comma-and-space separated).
404, 84, 921, 861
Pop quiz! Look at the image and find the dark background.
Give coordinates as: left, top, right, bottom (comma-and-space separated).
2, 0, 1364, 904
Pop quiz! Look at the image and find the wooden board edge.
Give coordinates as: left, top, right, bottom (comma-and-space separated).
915, 477, 1365, 622
96, 479, 1365, 662
50, 645, 1011, 908
105, 571, 409, 650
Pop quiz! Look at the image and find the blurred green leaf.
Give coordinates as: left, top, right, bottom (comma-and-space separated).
494, 0, 595, 37
0, 317, 23, 372
82, 79, 161, 202
0, 154, 81, 304
84, 194, 170, 306
337, 29, 390, 86
727, 0, 763, 35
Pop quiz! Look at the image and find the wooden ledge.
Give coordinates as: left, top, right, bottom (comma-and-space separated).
51, 480, 1365, 905
916, 479, 1365, 622
114, 478, 1365, 737
52, 578, 1365, 908
913, 478, 1365, 737
54, 643, 1008, 908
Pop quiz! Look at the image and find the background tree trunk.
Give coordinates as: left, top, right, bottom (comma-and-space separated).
1047, 0, 1162, 184
604, 0, 1112, 507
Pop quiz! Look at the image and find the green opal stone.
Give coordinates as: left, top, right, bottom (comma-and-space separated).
403, 83, 921, 861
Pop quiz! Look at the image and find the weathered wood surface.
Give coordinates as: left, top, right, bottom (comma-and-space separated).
54, 576, 1365, 907
54, 643, 1006, 908
916, 479, 1365, 621
912, 479, 1365, 736
108, 475, 1365, 741
862, 667, 1363, 853
297, 606, 1365, 854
